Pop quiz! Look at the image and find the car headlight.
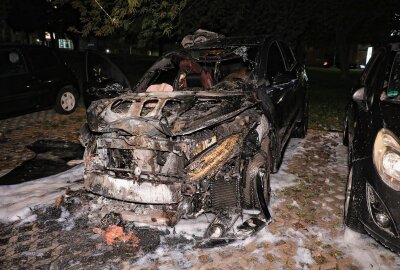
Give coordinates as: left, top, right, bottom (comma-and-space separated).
373, 128, 400, 191
187, 134, 240, 182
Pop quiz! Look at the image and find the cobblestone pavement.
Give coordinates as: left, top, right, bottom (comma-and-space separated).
0, 107, 86, 174
0, 109, 399, 269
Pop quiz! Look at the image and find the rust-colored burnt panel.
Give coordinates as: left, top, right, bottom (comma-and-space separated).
121, 209, 178, 226
186, 134, 241, 182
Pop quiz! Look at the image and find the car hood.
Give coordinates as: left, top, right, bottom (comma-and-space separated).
87, 91, 258, 136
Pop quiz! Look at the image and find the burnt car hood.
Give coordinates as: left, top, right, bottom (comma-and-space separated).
86, 91, 258, 137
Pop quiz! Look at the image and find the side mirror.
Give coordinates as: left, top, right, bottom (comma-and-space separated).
352, 87, 366, 108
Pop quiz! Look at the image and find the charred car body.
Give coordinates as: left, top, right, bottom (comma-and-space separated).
344, 43, 400, 252
81, 35, 308, 238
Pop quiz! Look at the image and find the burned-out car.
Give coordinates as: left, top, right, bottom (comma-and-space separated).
80, 36, 308, 238
344, 43, 400, 252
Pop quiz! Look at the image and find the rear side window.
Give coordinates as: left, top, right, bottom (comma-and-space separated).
0, 48, 28, 77
27, 47, 59, 71
279, 42, 296, 70
266, 42, 286, 80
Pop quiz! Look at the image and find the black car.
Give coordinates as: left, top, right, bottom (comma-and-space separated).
344, 43, 400, 252
0, 45, 79, 118
80, 35, 308, 238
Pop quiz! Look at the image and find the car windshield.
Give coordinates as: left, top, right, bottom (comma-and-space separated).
135, 46, 259, 93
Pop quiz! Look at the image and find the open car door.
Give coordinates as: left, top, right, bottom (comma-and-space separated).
83, 50, 131, 107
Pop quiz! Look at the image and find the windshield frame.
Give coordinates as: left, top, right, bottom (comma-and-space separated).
134, 44, 262, 93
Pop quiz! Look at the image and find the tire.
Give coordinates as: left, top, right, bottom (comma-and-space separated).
343, 167, 365, 233
343, 115, 349, 146
256, 166, 272, 221
243, 152, 271, 216
347, 145, 353, 167
55, 86, 78, 115
292, 98, 309, 138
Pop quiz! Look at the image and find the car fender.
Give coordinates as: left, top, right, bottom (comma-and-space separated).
256, 87, 280, 171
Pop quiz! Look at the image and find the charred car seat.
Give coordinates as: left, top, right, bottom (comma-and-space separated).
179, 60, 213, 90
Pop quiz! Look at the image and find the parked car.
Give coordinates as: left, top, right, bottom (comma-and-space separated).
82, 50, 131, 107
80, 35, 308, 239
343, 43, 400, 252
0, 45, 79, 118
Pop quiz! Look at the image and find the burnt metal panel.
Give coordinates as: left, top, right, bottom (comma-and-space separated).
84, 172, 182, 204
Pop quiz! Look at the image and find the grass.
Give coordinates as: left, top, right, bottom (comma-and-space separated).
307, 67, 362, 131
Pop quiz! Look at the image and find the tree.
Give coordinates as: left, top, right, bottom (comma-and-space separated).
7, 0, 53, 43
325, 0, 395, 78
176, 0, 317, 62
7, 0, 80, 48
68, 0, 186, 46
67, 0, 400, 78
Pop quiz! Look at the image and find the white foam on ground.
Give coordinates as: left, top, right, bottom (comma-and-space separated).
270, 137, 304, 192
255, 229, 286, 244
295, 247, 314, 270
173, 213, 216, 237
270, 163, 297, 191
133, 242, 195, 269
337, 229, 400, 270
0, 164, 84, 223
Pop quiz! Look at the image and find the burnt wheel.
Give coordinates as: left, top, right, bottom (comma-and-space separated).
256, 167, 271, 221
344, 167, 365, 232
55, 86, 78, 114
244, 152, 271, 221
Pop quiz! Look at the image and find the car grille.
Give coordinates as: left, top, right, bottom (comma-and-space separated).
210, 177, 239, 209
107, 149, 136, 170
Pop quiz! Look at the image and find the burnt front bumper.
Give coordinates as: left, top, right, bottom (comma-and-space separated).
84, 172, 182, 204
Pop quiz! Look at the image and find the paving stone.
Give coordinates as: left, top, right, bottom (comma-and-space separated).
320, 261, 338, 270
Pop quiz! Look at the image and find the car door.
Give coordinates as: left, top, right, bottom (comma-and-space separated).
0, 47, 38, 117
350, 48, 388, 159
278, 41, 303, 109
25, 47, 65, 108
83, 50, 131, 106
265, 41, 298, 141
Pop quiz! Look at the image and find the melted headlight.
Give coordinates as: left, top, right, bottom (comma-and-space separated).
193, 136, 217, 156
187, 134, 240, 182
373, 128, 400, 191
